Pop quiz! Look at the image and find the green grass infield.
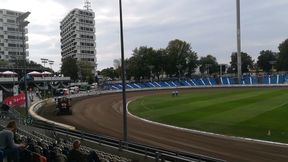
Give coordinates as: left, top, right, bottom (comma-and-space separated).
129, 88, 288, 143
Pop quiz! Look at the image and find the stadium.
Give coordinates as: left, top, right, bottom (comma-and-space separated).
21, 75, 288, 162
1, 1, 288, 162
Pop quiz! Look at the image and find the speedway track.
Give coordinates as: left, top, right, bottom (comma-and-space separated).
38, 89, 288, 162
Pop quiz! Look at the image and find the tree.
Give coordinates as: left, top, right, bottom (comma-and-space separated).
127, 46, 155, 81
257, 50, 277, 72
100, 67, 118, 80
165, 39, 198, 77
198, 55, 218, 75
61, 57, 78, 81
153, 49, 167, 80
230, 52, 254, 74
277, 39, 288, 71
79, 61, 94, 83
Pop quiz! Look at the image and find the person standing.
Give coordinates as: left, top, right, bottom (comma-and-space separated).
0, 120, 26, 162
67, 140, 86, 162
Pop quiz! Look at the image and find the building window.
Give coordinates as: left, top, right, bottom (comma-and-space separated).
6, 11, 15, 15
7, 27, 17, 31
8, 51, 17, 55
7, 19, 15, 23
81, 50, 94, 54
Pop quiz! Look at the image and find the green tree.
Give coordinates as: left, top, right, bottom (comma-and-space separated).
153, 49, 167, 80
79, 61, 94, 83
277, 39, 288, 71
100, 67, 118, 79
61, 57, 78, 81
127, 46, 155, 81
198, 55, 218, 75
165, 39, 198, 77
185, 50, 198, 77
230, 52, 254, 74
257, 50, 277, 72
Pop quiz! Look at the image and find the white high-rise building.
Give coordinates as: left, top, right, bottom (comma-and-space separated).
0, 9, 29, 62
60, 8, 97, 76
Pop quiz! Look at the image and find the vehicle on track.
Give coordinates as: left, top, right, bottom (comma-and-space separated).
55, 96, 72, 115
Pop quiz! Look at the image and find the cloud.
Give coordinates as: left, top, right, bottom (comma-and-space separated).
1, 0, 287, 71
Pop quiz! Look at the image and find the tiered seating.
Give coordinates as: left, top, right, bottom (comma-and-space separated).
153, 81, 162, 87
111, 85, 120, 90
187, 79, 197, 86
285, 75, 288, 83
192, 78, 203, 86
228, 77, 235, 84
279, 74, 286, 84
134, 83, 145, 88
126, 84, 134, 89
202, 78, 211, 85
242, 76, 251, 85
105, 74, 288, 90
0, 124, 131, 162
220, 77, 229, 85
263, 75, 270, 84
270, 75, 277, 84
251, 76, 258, 84
179, 80, 191, 86
167, 81, 177, 87
209, 77, 217, 85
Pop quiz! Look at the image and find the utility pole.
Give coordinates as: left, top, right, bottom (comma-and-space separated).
119, 0, 127, 142
236, 0, 242, 83
17, 11, 30, 117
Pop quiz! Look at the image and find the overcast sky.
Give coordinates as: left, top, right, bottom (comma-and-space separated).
1, 0, 288, 71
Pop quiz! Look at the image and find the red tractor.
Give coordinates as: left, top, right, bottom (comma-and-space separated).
55, 97, 72, 115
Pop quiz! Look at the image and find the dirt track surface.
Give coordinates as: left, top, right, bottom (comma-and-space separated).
38, 89, 288, 162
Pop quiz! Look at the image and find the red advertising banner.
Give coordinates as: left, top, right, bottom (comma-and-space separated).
4, 92, 26, 107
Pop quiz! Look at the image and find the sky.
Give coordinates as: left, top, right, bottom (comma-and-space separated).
1, 0, 288, 71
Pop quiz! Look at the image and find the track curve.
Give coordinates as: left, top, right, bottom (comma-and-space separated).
38, 89, 288, 162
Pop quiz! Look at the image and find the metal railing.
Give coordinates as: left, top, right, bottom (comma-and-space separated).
31, 120, 224, 162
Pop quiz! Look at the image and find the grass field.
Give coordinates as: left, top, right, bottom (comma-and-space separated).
128, 88, 288, 143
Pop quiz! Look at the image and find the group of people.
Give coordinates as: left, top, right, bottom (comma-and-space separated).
171, 90, 179, 97
0, 120, 100, 162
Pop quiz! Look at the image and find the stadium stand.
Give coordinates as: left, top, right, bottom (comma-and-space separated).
104, 74, 288, 90
0, 122, 131, 162
0, 96, 225, 162
6, 73, 288, 161
220, 77, 229, 85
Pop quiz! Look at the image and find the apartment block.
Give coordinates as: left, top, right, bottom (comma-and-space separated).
0, 9, 29, 62
60, 8, 97, 75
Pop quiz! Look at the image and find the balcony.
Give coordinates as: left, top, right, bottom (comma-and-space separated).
33, 76, 71, 82
0, 77, 18, 83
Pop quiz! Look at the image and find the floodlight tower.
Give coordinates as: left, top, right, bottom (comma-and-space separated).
17, 11, 30, 117
118, 0, 127, 142
236, 0, 242, 83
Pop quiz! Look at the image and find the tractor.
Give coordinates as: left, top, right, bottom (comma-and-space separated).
55, 97, 72, 115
